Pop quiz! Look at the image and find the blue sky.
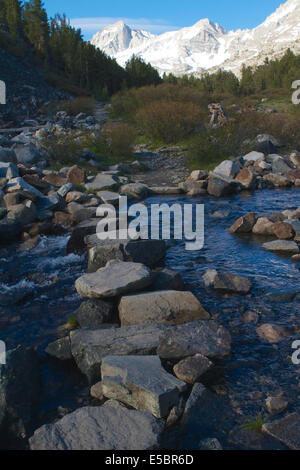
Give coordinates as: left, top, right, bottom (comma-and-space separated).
43, 0, 286, 39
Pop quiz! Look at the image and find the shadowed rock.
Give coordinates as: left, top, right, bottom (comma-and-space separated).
101, 355, 187, 418
29, 406, 164, 450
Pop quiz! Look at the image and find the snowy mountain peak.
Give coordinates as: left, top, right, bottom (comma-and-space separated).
90, 0, 300, 76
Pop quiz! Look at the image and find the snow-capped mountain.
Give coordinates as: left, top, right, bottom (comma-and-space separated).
90, 0, 300, 76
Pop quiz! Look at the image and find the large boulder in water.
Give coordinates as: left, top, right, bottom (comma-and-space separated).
29, 405, 164, 450
207, 173, 241, 197
70, 323, 168, 383
75, 261, 152, 299
157, 320, 231, 361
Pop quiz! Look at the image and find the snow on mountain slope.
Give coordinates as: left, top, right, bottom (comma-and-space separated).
90, 0, 300, 76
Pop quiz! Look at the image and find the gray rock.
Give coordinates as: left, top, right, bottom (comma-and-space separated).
214, 160, 241, 178
253, 217, 275, 235
45, 337, 72, 361
285, 219, 300, 242
203, 269, 252, 295
272, 156, 292, 175
120, 183, 149, 200
207, 173, 241, 197
57, 183, 74, 198
6, 177, 44, 199
151, 269, 184, 291
199, 437, 223, 450
262, 240, 299, 254
229, 212, 256, 233
157, 320, 231, 361
243, 151, 265, 162
0, 147, 17, 163
7, 203, 36, 226
90, 382, 104, 400
186, 170, 208, 181
75, 261, 152, 299
70, 323, 168, 382
0, 346, 40, 439
119, 290, 210, 327
85, 174, 119, 191
173, 354, 213, 384
265, 396, 289, 415
262, 290, 298, 302
88, 239, 166, 272
14, 143, 41, 166
264, 173, 292, 187
262, 413, 300, 450
29, 405, 164, 450
256, 323, 288, 343
101, 355, 186, 418
75, 299, 116, 328
181, 383, 209, 425
67, 202, 96, 224
178, 181, 207, 195
97, 191, 121, 206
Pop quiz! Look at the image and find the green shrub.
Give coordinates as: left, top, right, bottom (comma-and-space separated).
111, 84, 211, 121
39, 129, 92, 164
101, 121, 137, 157
135, 100, 205, 144
187, 122, 250, 170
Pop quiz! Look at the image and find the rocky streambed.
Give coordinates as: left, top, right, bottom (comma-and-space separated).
0, 185, 299, 450
1, 112, 300, 450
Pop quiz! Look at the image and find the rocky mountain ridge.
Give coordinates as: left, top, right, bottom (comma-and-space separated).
90, 0, 300, 76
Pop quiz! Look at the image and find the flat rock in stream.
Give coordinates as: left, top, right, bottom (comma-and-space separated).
101, 355, 186, 418
203, 269, 252, 295
262, 240, 299, 254
262, 413, 300, 450
70, 323, 168, 383
119, 290, 210, 327
157, 320, 231, 361
29, 405, 164, 450
75, 261, 152, 299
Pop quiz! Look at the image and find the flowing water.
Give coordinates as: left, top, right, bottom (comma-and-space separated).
1, 187, 300, 449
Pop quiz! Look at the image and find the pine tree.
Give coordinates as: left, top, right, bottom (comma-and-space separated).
24, 0, 49, 56
125, 55, 161, 88
0, 0, 23, 38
